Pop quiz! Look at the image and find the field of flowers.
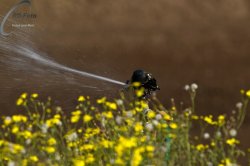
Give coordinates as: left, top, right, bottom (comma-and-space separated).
0, 83, 250, 166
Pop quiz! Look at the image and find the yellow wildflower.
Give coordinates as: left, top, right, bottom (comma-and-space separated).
73, 159, 85, 166
106, 102, 117, 110
132, 147, 144, 166
196, 144, 205, 151
71, 110, 82, 116
246, 90, 250, 98
135, 88, 144, 97
22, 130, 32, 139
0, 140, 5, 146
218, 115, 225, 126
29, 155, 38, 162
147, 111, 155, 119
97, 97, 106, 104
171, 106, 176, 111
31, 93, 38, 98
20, 93, 28, 99
12, 115, 27, 123
48, 137, 57, 145
12, 144, 24, 153
211, 141, 215, 147
54, 114, 61, 119
204, 115, 217, 125
11, 126, 19, 134
16, 98, 24, 106
134, 122, 143, 132
115, 158, 125, 165
46, 108, 51, 113
132, 82, 141, 87
71, 115, 80, 123
226, 138, 239, 146
100, 139, 114, 148
141, 101, 148, 109
83, 114, 93, 123
44, 146, 56, 153
4, 117, 12, 126
191, 115, 199, 120
80, 144, 95, 151
169, 123, 178, 129
119, 136, 137, 148
161, 123, 168, 128
163, 114, 172, 121
103, 111, 113, 119
78, 96, 86, 102
146, 145, 155, 152
85, 153, 95, 163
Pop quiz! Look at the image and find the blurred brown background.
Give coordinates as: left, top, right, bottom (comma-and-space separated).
1, 0, 250, 152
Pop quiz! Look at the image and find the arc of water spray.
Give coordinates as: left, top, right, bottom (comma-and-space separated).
15, 45, 126, 86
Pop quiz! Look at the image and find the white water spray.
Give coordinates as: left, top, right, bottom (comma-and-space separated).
17, 46, 126, 86
0, 38, 126, 86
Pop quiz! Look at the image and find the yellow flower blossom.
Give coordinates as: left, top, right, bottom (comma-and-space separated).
29, 155, 38, 162
97, 97, 106, 104
134, 122, 143, 132
169, 123, 178, 129
115, 158, 125, 165
31, 93, 38, 98
78, 96, 86, 102
146, 145, 155, 152
246, 90, 250, 98
0, 140, 5, 146
16, 98, 24, 106
196, 144, 205, 151
171, 106, 176, 111
135, 88, 144, 97
218, 115, 225, 126
80, 144, 95, 151
132, 82, 141, 87
4, 117, 12, 125
141, 101, 149, 109
71, 115, 80, 123
103, 111, 113, 119
100, 139, 114, 148
20, 93, 28, 99
12, 144, 24, 153
147, 111, 155, 119
163, 114, 172, 121
191, 115, 199, 120
54, 114, 61, 119
226, 138, 240, 146
21, 130, 32, 139
161, 123, 168, 128
73, 159, 85, 166
211, 141, 215, 147
204, 115, 217, 125
106, 102, 117, 110
44, 146, 56, 153
132, 147, 144, 166
83, 114, 93, 123
12, 115, 27, 123
11, 126, 19, 134
85, 154, 95, 163
48, 137, 57, 145
71, 110, 82, 116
